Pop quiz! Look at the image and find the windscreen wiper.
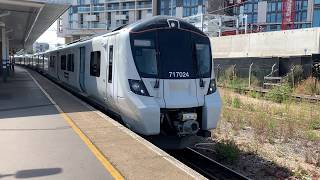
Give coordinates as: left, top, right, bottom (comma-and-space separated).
154, 32, 160, 89
154, 50, 160, 89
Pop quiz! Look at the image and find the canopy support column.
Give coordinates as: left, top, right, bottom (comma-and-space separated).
2, 26, 8, 82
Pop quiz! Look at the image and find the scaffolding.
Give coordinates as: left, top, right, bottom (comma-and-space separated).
183, 13, 248, 37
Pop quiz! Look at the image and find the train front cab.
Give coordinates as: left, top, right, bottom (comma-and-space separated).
118, 17, 222, 146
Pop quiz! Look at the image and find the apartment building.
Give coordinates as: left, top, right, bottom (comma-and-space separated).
152, 0, 208, 17
228, 0, 320, 32
57, 0, 152, 43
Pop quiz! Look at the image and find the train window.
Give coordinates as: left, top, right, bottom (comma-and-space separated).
49, 56, 55, 68
61, 55, 67, 70
134, 40, 152, 46
90, 51, 101, 77
67, 54, 74, 72
108, 46, 113, 83
130, 32, 158, 78
157, 30, 196, 79
133, 41, 157, 77
195, 44, 211, 78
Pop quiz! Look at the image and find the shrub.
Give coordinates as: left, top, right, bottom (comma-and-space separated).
228, 79, 247, 93
215, 140, 240, 163
266, 84, 292, 103
295, 77, 320, 95
249, 74, 261, 87
243, 103, 255, 112
223, 95, 233, 106
224, 66, 235, 81
305, 130, 320, 142
231, 97, 241, 108
285, 65, 303, 87
267, 118, 277, 142
309, 118, 320, 130
293, 166, 309, 179
293, 65, 303, 84
249, 90, 261, 99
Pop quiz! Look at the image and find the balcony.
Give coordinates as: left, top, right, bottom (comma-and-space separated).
84, 15, 98, 21
118, 4, 152, 10
106, 6, 119, 10
77, 3, 151, 12
115, 14, 128, 20
93, 6, 105, 12
105, 0, 118, 2
79, 23, 106, 29
136, 4, 152, 9
78, 6, 90, 13
91, 22, 106, 29
121, 5, 135, 10
79, 24, 89, 29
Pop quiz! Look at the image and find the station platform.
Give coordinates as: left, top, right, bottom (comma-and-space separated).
0, 66, 205, 180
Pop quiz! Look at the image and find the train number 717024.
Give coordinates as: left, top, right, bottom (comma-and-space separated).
169, 72, 190, 78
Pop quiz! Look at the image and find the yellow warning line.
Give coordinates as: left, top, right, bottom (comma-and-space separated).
60, 113, 124, 180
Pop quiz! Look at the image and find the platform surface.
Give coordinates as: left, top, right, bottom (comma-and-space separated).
0, 66, 204, 180
0, 67, 113, 179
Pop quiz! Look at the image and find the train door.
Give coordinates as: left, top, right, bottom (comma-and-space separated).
79, 46, 86, 92
60, 54, 68, 82
56, 52, 60, 80
37, 55, 40, 70
106, 37, 115, 104
38, 55, 40, 70
42, 55, 45, 71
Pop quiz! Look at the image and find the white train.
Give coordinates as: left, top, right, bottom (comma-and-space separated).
17, 16, 221, 148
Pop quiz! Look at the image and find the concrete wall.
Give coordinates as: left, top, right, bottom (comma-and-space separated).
211, 28, 320, 58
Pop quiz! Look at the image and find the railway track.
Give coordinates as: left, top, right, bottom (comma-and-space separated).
170, 147, 249, 180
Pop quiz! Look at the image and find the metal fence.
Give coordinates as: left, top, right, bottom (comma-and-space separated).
214, 61, 313, 88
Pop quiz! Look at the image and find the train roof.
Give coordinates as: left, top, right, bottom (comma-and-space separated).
127, 16, 207, 36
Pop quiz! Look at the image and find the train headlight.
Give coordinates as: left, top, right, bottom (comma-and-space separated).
128, 79, 150, 97
207, 79, 217, 95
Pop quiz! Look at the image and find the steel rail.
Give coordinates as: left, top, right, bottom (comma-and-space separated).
170, 147, 250, 180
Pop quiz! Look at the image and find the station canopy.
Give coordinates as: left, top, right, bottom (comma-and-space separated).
0, 0, 70, 52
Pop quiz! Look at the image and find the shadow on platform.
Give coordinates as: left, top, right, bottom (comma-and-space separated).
0, 168, 62, 179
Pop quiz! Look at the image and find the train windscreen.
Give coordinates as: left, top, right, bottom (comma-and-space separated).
130, 29, 211, 79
